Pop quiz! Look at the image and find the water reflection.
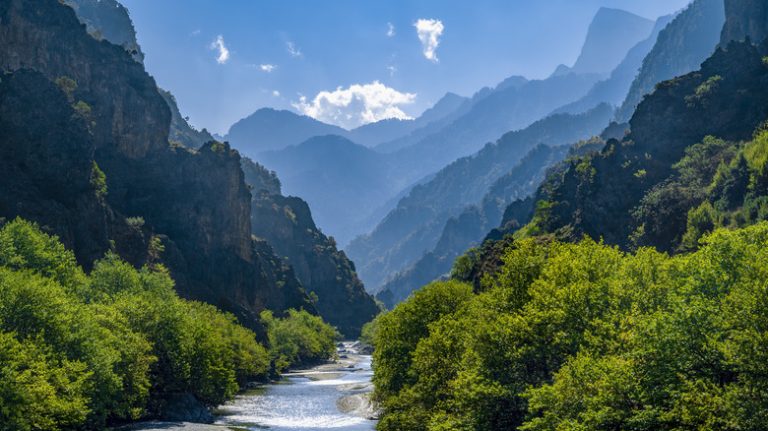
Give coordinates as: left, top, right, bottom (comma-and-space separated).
215, 349, 376, 431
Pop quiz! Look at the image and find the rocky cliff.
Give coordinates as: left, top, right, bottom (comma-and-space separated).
721, 0, 768, 44
0, 0, 313, 329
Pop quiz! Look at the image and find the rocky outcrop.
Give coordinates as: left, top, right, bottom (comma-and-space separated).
0, 0, 312, 330
721, 0, 768, 45
63, 0, 144, 63
246, 161, 379, 337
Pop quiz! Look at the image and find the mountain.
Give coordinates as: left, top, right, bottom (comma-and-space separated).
226, 108, 350, 156
555, 13, 675, 115
0, 0, 422, 341
257, 135, 397, 246
569, 8, 655, 75
616, 0, 725, 122
348, 92, 468, 148
347, 104, 614, 292
376, 131, 615, 307
527, 39, 768, 250
371, 92, 472, 153
242, 158, 379, 337
66, 0, 216, 151
721, 0, 768, 44
385, 72, 603, 184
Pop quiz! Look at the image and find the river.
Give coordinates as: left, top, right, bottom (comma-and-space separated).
123, 343, 377, 431
214, 342, 378, 430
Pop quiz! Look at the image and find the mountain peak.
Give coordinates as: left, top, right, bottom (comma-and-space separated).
571, 7, 655, 75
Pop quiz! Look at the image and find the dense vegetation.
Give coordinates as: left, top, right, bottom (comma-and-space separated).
0, 219, 337, 430
261, 309, 339, 372
372, 224, 768, 430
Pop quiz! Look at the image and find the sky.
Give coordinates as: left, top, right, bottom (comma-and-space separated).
121, 0, 693, 134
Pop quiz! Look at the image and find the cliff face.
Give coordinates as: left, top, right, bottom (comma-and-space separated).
0, 0, 312, 329
0, 69, 113, 265
721, 0, 768, 44
63, 0, 144, 63
245, 160, 379, 337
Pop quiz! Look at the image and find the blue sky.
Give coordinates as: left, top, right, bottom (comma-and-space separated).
122, 0, 692, 134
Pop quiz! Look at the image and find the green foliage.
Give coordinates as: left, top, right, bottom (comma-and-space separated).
90, 161, 107, 200
54, 76, 77, 100
72, 100, 93, 121
373, 224, 768, 430
261, 309, 339, 372
359, 312, 384, 347
686, 75, 723, 107
0, 219, 271, 429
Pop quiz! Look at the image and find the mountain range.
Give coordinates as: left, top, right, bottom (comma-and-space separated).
0, 0, 377, 337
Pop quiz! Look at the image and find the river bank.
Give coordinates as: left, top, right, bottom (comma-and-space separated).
121, 342, 377, 431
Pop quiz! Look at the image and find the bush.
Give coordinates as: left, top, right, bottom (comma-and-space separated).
261, 309, 339, 372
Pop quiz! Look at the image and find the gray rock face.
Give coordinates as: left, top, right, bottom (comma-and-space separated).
721, 0, 768, 45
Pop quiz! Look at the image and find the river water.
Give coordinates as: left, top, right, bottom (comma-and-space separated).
214, 344, 377, 431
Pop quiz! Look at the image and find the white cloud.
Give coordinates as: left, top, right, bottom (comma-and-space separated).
210, 35, 230, 64
190, 29, 201, 37
259, 64, 277, 72
293, 81, 416, 129
287, 41, 302, 58
272, 90, 281, 97
387, 65, 397, 76
414, 19, 444, 63
387, 22, 396, 37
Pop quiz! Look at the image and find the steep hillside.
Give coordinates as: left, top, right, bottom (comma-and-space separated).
386, 72, 602, 183
0, 0, 314, 330
258, 135, 398, 246
348, 104, 614, 292
530, 40, 768, 250
242, 158, 379, 336
616, 0, 725, 122
721, 0, 768, 44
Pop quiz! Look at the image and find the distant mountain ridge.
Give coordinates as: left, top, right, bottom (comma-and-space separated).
347, 104, 614, 292
569, 7, 655, 75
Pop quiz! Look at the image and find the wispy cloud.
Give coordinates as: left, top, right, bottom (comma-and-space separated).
272, 90, 281, 97
287, 41, 302, 58
387, 22, 396, 38
210, 35, 230, 64
293, 81, 416, 129
190, 29, 201, 37
259, 64, 277, 72
414, 19, 444, 63
387, 65, 397, 76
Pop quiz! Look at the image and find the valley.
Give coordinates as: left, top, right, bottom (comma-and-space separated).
4, 0, 768, 430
